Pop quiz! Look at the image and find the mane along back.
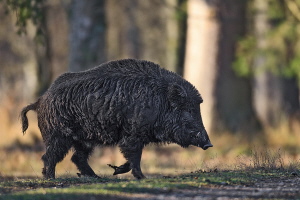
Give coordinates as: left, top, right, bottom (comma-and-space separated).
47, 59, 201, 102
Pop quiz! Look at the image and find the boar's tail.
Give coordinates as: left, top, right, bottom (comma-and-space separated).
20, 100, 39, 134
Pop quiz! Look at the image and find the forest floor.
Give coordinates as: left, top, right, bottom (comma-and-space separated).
1, 169, 300, 200
1, 139, 300, 199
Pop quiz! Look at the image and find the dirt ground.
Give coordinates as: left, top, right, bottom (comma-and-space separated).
116, 176, 300, 200
0, 174, 299, 199
163, 179, 299, 199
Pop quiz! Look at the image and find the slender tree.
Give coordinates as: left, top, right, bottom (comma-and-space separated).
106, 0, 181, 73
215, 0, 260, 134
235, 0, 300, 128
68, 0, 106, 72
252, 0, 300, 127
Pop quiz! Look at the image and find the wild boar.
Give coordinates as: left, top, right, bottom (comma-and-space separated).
21, 59, 213, 179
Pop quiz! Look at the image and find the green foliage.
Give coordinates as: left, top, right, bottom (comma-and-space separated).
267, 0, 285, 21
234, 0, 300, 84
233, 35, 256, 77
0, 0, 46, 41
175, 0, 187, 22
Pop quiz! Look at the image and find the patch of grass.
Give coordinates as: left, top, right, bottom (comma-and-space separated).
250, 148, 284, 169
0, 177, 120, 194
235, 148, 300, 173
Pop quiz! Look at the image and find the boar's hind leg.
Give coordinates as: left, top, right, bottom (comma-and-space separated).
120, 146, 145, 179
42, 138, 72, 179
71, 143, 99, 178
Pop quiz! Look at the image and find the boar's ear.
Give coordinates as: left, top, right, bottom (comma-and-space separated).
168, 83, 187, 107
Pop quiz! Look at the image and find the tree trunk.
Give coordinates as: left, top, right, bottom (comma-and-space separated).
35, 1, 69, 95
34, 5, 52, 95
253, 0, 300, 127
106, 0, 181, 73
44, 1, 69, 79
215, 0, 260, 134
68, 0, 106, 72
184, 0, 260, 134
184, 0, 220, 133
106, 0, 140, 59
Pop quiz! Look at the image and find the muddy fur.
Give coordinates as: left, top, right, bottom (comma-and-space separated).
21, 59, 212, 179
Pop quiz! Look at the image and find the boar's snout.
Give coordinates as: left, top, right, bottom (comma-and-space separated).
194, 130, 213, 150
202, 143, 213, 150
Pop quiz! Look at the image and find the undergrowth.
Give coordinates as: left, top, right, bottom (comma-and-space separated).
235, 148, 300, 173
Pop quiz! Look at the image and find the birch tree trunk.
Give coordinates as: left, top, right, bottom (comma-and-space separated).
184, 0, 260, 134
184, 0, 219, 133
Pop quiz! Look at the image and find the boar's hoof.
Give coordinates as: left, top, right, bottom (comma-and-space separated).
77, 173, 100, 179
42, 167, 55, 179
132, 170, 146, 180
107, 163, 131, 175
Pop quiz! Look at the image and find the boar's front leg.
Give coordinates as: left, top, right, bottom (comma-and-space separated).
108, 162, 131, 175
119, 145, 145, 179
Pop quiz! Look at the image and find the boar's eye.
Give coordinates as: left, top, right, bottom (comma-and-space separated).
190, 132, 199, 139
189, 132, 199, 139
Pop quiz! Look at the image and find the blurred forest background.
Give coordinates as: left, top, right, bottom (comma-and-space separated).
0, 0, 299, 177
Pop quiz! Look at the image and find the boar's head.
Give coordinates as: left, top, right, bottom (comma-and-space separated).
167, 83, 213, 150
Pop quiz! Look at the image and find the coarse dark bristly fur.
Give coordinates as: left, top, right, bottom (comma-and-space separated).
20, 59, 213, 179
